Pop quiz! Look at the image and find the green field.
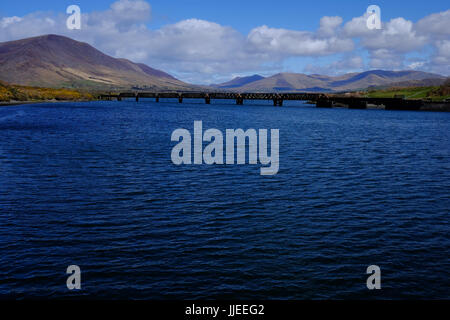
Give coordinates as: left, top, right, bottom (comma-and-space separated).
365, 82, 450, 101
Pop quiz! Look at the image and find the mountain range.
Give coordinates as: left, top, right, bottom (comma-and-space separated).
212, 71, 446, 92
0, 34, 446, 92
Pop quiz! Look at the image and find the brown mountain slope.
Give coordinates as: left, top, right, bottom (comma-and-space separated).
241, 73, 328, 92
0, 34, 193, 90
211, 74, 265, 89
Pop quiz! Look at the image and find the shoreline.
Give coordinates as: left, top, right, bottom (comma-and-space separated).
0, 99, 96, 107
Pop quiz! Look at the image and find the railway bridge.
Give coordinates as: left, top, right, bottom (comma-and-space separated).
100, 91, 447, 111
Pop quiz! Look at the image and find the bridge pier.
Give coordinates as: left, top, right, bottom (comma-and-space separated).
316, 98, 332, 108
385, 99, 423, 111
273, 98, 283, 106
348, 99, 367, 109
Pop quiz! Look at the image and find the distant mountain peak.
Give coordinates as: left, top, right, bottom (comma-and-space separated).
212, 74, 265, 89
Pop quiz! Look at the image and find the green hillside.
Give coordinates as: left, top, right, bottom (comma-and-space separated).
365, 79, 450, 101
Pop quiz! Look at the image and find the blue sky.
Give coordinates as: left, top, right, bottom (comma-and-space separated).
0, 0, 449, 83
1, 0, 448, 31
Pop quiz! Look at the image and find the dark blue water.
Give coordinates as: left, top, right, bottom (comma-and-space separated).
0, 99, 449, 299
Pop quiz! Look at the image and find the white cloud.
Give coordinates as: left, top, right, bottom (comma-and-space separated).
369, 49, 405, 69
0, 12, 66, 41
429, 40, 450, 74
304, 55, 364, 75
416, 9, 450, 38
0, 16, 22, 28
435, 40, 450, 60
343, 13, 376, 38
344, 15, 426, 53
363, 18, 426, 52
318, 16, 343, 37
247, 24, 353, 57
343, 11, 448, 73
150, 19, 244, 62
407, 61, 425, 70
